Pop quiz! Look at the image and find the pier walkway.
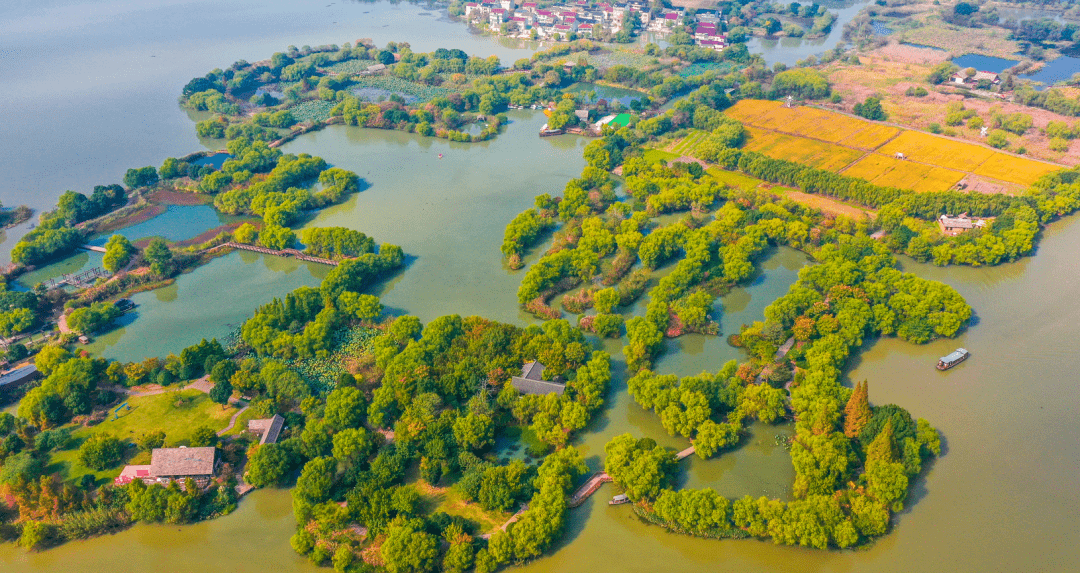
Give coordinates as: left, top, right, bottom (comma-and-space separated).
567, 443, 697, 507
79, 245, 107, 253
213, 242, 340, 266
41, 267, 109, 289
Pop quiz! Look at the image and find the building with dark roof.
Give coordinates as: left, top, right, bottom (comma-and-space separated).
510, 361, 566, 395
248, 414, 286, 445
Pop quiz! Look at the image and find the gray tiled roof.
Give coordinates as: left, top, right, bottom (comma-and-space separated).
150, 447, 216, 477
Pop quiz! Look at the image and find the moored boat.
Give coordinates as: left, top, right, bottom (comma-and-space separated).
609, 494, 630, 506
937, 348, 969, 370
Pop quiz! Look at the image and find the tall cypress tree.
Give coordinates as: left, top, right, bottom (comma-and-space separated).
844, 380, 871, 438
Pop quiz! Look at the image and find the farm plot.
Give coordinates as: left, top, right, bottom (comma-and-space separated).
725, 99, 868, 144
668, 129, 709, 155
973, 153, 1061, 186
841, 123, 901, 150
841, 155, 965, 193
876, 131, 997, 173
743, 127, 864, 172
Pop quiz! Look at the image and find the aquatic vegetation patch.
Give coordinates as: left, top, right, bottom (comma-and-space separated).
285, 325, 380, 392
678, 62, 735, 78
323, 58, 376, 75
288, 100, 336, 124
349, 75, 452, 103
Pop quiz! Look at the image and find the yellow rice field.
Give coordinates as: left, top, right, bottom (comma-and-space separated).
840, 123, 900, 150
743, 127, 863, 173
972, 153, 1060, 186
875, 131, 997, 173
842, 155, 966, 193
723, 99, 1064, 192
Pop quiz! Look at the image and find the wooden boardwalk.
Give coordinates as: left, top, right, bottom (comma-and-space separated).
217, 242, 340, 266
79, 245, 107, 253
568, 444, 696, 508
568, 471, 613, 508
42, 267, 109, 289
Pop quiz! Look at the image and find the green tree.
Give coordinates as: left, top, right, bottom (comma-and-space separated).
381, 519, 439, 573
102, 234, 135, 272
452, 412, 494, 451
209, 377, 233, 409
246, 443, 292, 487
603, 433, 677, 501
136, 430, 166, 451
78, 434, 125, 470
144, 238, 173, 276
190, 426, 217, 447
853, 97, 887, 121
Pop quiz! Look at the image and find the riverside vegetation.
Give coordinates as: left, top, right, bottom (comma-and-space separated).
4, 17, 1080, 573
497, 56, 1080, 550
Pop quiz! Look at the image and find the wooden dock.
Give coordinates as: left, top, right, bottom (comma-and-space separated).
79, 245, 107, 253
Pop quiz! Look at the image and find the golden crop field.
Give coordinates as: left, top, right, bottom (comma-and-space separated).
724, 99, 1064, 192
726, 100, 868, 144
841, 155, 965, 193
743, 127, 863, 172
840, 123, 900, 150
973, 153, 1060, 186
876, 131, 997, 173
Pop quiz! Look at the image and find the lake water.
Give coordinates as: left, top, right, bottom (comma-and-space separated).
1021, 55, 1080, 86
88, 204, 241, 245
4, 1, 1080, 572
0, 0, 541, 262
952, 53, 1019, 73
747, 0, 872, 66
566, 82, 648, 106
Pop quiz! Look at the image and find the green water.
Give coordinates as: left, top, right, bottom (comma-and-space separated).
84, 251, 329, 362
4, 1, 1080, 571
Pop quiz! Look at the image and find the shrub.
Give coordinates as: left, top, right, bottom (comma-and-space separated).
987, 129, 1009, 149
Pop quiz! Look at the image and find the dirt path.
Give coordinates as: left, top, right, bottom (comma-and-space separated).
127, 376, 213, 397
217, 403, 249, 436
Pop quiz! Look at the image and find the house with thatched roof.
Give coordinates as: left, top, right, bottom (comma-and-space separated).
510, 361, 566, 395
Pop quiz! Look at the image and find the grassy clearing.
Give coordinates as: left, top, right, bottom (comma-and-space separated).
416, 481, 510, 534
706, 167, 763, 192
899, 22, 1023, 60
642, 148, 679, 164
775, 189, 876, 219
47, 389, 239, 482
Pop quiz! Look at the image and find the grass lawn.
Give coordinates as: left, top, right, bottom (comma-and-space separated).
416, 481, 511, 535
48, 389, 240, 483
706, 167, 763, 192
222, 406, 261, 437
642, 148, 679, 164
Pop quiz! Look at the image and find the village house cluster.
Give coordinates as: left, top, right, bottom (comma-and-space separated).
462, 1, 728, 50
